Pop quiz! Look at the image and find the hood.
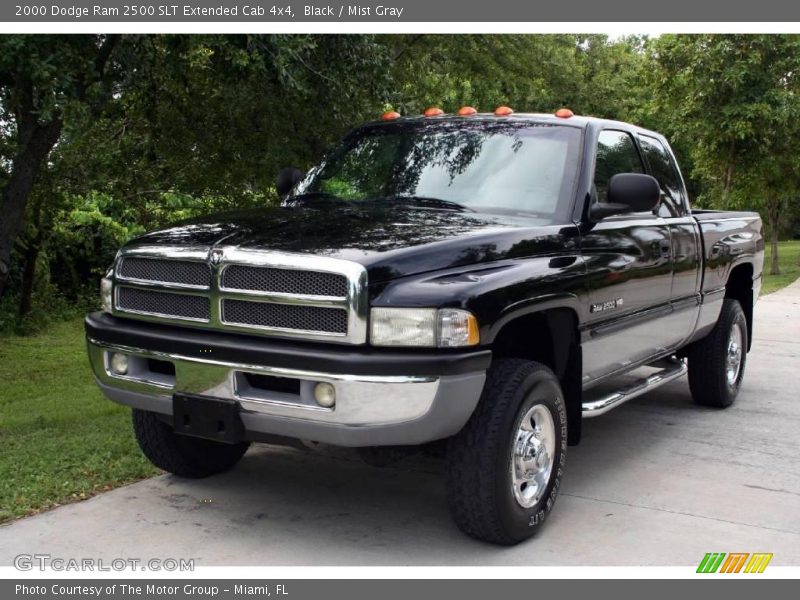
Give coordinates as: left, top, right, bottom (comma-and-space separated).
126, 203, 573, 283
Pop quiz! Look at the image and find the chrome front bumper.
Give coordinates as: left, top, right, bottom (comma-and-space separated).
87, 338, 486, 447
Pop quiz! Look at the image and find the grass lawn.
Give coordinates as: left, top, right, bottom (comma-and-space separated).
0, 319, 157, 524
0, 241, 797, 525
762, 240, 800, 295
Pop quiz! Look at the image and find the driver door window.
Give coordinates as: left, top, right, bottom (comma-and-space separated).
594, 130, 644, 204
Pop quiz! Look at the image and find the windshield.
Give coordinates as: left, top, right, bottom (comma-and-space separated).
292, 120, 582, 219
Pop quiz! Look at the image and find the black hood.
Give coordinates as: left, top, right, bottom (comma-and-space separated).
126, 203, 572, 283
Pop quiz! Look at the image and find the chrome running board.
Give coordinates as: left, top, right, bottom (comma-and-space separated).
582, 357, 688, 418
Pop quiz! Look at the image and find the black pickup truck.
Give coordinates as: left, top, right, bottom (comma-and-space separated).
86, 108, 764, 545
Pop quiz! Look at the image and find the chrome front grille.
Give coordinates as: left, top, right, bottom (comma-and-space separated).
117, 287, 210, 321
222, 299, 349, 333
111, 247, 368, 344
221, 265, 348, 297
119, 257, 211, 288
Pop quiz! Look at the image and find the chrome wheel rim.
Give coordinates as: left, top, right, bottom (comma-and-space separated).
726, 320, 744, 386
510, 402, 556, 509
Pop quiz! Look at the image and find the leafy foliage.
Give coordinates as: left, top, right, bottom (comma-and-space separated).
645, 35, 800, 273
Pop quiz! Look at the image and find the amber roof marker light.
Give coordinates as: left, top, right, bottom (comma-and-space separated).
424, 107, 444, 117
381, 111, 401, 121
457, 106, 478, 116
494, 106, 514, 116
555, 108, 574, 118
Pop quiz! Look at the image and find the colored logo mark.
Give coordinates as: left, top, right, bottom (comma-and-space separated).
696, 552, 773, 573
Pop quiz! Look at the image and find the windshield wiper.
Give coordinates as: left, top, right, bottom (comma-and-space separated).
285, 191, 344, 206
289, 192, 475, 213
384, 195, 475, 212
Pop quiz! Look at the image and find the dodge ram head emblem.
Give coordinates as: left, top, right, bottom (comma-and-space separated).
209, 248, 224, 265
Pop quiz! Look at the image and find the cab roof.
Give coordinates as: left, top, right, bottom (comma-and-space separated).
363, 110, 664, 141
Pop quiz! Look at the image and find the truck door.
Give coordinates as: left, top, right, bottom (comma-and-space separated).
638, 134, 701, 346
580, 129, 677, 385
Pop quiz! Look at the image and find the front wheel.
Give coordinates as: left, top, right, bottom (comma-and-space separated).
687, 298, 748, 408
445, 359, 567, 545
132, 409, 250, 478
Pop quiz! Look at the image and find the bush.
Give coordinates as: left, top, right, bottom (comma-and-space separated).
0, 285, 95, 336
1, 190, 273, 335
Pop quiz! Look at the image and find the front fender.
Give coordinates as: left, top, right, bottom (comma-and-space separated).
369, 254, 587, 344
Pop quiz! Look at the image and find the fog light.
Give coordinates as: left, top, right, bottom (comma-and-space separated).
313, 382, 336, 408
109, 352, 128, 376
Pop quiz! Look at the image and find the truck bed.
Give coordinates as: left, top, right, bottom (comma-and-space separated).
692, 209, 764, 295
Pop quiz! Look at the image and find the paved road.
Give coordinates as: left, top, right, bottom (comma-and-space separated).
2, 282, 799, 566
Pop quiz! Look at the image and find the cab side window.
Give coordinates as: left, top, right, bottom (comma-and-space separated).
594, 130, 644, 204
639, 135, 687, 217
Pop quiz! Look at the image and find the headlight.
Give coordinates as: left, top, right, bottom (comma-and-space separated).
370, 307, 479, 347
100, 277, 113, 313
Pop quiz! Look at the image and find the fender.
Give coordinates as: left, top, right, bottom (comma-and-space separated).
368, 254, 588, 346
484, 292, 583, 344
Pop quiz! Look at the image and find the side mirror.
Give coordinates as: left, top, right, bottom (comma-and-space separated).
276, 167, 304, 198
589, 173, 661, 221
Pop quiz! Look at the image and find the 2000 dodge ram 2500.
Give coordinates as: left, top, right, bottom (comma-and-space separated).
86, 109, 764, 545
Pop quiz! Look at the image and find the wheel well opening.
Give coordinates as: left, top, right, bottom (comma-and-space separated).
492, 313, 557, 372
725, 264, 754, 350
491, 309, 583, 445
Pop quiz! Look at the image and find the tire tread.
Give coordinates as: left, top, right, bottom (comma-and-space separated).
687, 299, 746, 408
446, 359, 563, 545
132, 409, 249, 478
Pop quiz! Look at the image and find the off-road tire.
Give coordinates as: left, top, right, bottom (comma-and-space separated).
445, 359, 567, 545
132, 409, 250, 478
687, 298, 748, 408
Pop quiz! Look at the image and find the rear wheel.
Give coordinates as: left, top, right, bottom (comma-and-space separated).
445, 359, 567, 545
132, 409, 250, 478
687, 299, 748, 408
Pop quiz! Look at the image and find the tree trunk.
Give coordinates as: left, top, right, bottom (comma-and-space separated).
16, 235, 41, 318
0, 118, 62, 298
770, 227, 780, 276
721, 139, 736, 206
767, 196, 781, 276
16, 195, 46, 318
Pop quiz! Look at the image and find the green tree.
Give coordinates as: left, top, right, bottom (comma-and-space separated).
384, 34, 647, 118
0, 34, 120, 297
1, 34, 393, 318
645, 34, 800, 274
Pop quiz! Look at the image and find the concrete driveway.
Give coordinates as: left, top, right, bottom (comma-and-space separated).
2, 281, 799, 566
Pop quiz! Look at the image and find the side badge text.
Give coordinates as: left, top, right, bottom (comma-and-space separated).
590, 298, 624, 313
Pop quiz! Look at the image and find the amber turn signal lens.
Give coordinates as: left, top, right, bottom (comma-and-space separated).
555, 108, 574, 118
457, 106, 477, 116
437, 309, 480, 347
424, 107, 444, 117
494, 106, 514, 116
465, 312, 480, 346
381, 111, 401, 120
